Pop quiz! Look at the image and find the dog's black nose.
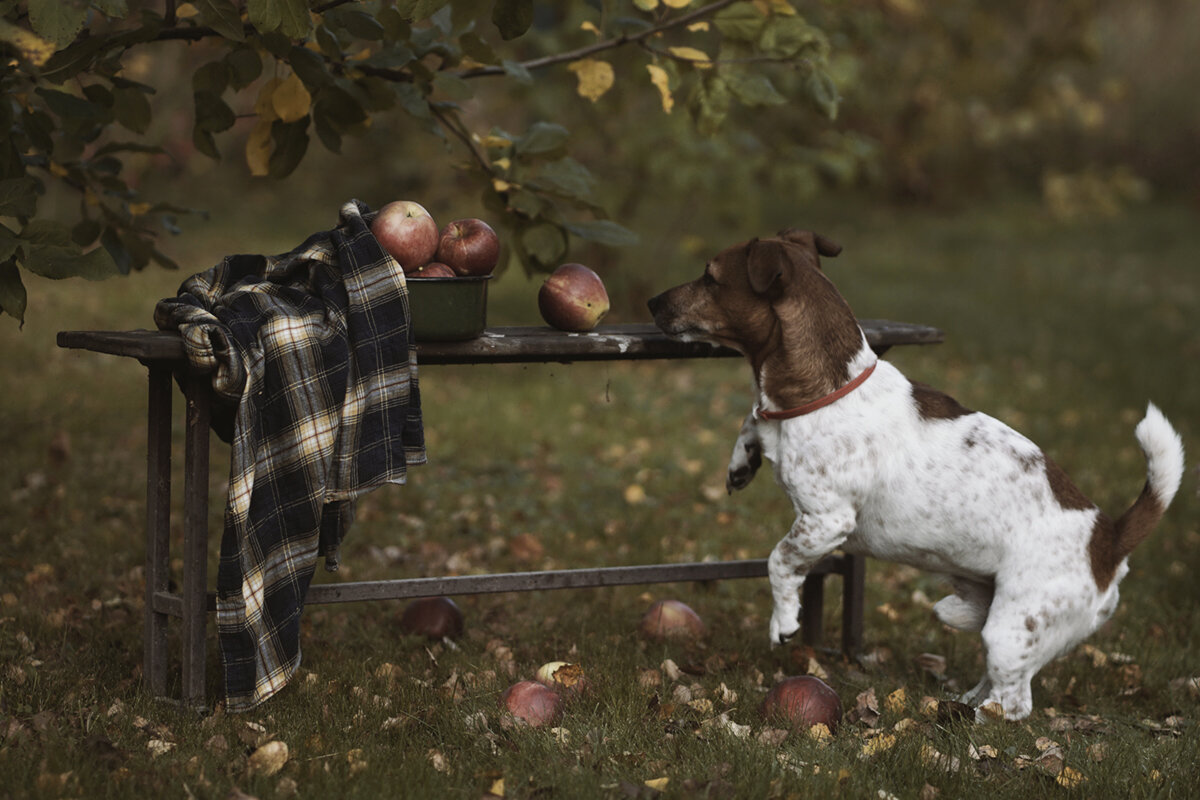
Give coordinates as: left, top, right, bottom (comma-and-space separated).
647, 293, 663, 316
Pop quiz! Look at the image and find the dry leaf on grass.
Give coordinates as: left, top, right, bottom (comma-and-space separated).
247, 741, 289, 777
848, 688, 881, 727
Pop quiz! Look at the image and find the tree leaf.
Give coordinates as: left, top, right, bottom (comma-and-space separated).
564, 220, 639, 247
432, 71, 473, 101
247, 0, 312, 39
492, 0, 533, 40
567, 59, 614, 102
805, 68, 839, 120
225, 47, 264, 90
514, 122, 569, 156
0, 18, 57, 67
646, 64, 674, 113
531, 157, 595, 201
245, 120, 273, 176
0, 225, 21, 261
0, 257, 27, 325
521, 222, 568, 267
0, 177, 39, 218
194, 0, 247, 42
268, 118, 310, 178
287, 45, 335, 90
194, 91, 236, 133
502, 59, 533, 84
724, 70, 786, 107
112, 86, 152, 134
713, 2, 765, 41
326, 7, 385, 41
27, 0, 88, 49
272, 73, 313, 123
20, 221, 120, 280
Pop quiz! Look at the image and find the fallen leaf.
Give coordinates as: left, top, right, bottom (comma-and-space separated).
756, 727, 790, 747
147, 739, 174, 757
644, 777, 669, 791
1056, 766, 1087, 788
977, 702, 1005, 723
426, 749, 449, 773
914, 653, 947, 678
860, 734, 896, 757
920, 743, 961, 773
247, 740, 289, 777
849, 688, 881, 727
885, 688, 907, 714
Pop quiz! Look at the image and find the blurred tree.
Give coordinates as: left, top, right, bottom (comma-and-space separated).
0, 0, 843, 324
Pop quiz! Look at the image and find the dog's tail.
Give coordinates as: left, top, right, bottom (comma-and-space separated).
1111, 403, 1185, 563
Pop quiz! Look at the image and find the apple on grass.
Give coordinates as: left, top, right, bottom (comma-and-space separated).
500, 680, 563, 727
370, 201, 439, 273
639, 599, 705, 641
538, 263, 610, 332
760, 675, 843, 732
435, 219, 500, 276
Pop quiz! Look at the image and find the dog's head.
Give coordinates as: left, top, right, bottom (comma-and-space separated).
647, 228, 847, 356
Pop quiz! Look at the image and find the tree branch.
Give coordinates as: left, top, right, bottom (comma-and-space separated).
455, 0, 740, 79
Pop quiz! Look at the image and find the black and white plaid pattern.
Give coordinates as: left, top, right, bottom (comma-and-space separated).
155, 200, 425, 711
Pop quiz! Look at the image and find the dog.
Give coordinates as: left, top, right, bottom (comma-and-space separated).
647, 229, 1185, 721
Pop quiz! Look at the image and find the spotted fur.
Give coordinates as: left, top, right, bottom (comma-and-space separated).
648, 229, 1185, 722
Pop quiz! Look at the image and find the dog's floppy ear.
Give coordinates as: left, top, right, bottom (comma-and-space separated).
776, 228, 843, 259
746, 238, 788, 295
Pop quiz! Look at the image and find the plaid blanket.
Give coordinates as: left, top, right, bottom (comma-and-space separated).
154, 200, 425, 711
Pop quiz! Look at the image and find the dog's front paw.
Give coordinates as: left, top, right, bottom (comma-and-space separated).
726, 441, 762, 494
769, 606, 802, 645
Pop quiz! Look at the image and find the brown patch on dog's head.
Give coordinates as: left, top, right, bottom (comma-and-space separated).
647, 229, 863, 407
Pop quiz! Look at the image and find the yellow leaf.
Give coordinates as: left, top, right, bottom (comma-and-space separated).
0, 20, 55, 67
492, 178, 512, 192
663, 0, 693, 7
860, 734, 897, 757
580, 21, 601, 37
245, 120, 273, 177
687, 22, 710, 32
1056, 767, 1087, 789
271, 72, 312, 123
567, 59, 614, 102
885, 687, 907, 713
624, 484, 647, 504
128, 202, 152, 217
175, 2, 200, 18
646, 64, 674, 113
493, 157, 511, 170
477, 134, 513, 149
668, 46, 712, 69
754, 0, 797, 13
644, 778, 669, 791
488, 777, 505, 796
255, 77, 283, 122
634, 0, 659, 9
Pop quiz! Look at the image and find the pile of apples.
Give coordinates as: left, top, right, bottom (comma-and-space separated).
370, 200, 611, 332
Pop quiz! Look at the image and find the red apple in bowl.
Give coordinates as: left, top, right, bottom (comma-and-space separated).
413, 262, 456, 278
500, 680, 563, 727
538, 263, 610, 332
760, 676, 843, 732
371, 201, 439, 273
639, 599, 705, 642
435, 218, 500, 276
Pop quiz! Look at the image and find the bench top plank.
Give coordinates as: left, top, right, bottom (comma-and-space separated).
58, 320, 942, 366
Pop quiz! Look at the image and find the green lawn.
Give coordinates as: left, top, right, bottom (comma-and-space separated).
1, 200, 1197, 798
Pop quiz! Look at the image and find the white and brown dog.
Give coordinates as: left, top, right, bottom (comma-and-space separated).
647, 229, 1185, 721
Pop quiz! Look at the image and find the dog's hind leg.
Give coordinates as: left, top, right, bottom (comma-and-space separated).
767, 507, 856, 644
727, 413, 763, 493
933, 577, 994, 632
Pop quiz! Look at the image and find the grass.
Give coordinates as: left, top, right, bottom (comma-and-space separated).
2, 199, 1198, 798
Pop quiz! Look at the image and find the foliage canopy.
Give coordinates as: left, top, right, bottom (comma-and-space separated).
0, 0, 844, 324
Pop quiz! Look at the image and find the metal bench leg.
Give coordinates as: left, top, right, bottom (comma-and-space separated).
182, 373, 211, 708
144, 366, 172, 696
841, 553, 866, 657
801, 574, 826, 646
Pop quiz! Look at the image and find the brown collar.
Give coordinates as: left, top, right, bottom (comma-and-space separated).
756, 361, 877, 420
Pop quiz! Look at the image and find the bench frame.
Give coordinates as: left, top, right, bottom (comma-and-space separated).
58, 321, 942, 707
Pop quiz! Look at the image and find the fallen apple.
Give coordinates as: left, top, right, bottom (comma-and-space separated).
760, 676, 843, 732
500, 680, 563, 727
535, 661, 590, 697
537, 263, 610, 332
435, 218, 500, 276
398, 596, 464, 640
413, 262, 456, 278
639, 599, 705, 642
370, 200, 439, 273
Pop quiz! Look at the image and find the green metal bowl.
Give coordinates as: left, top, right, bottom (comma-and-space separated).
406, 275, 491, 341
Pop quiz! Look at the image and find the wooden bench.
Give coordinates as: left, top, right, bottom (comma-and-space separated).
57, 321, 943, 707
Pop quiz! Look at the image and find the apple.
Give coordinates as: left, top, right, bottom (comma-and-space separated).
639, 599, 705, 642
435, 218, 501, 276
413, 262, 456, 278
535, 661, 590, 697
538, 263, 610, 332
398, 596, 464, 640
500, 680, 563, 727
370, 201, 439, 273
760, 676, 843, 732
